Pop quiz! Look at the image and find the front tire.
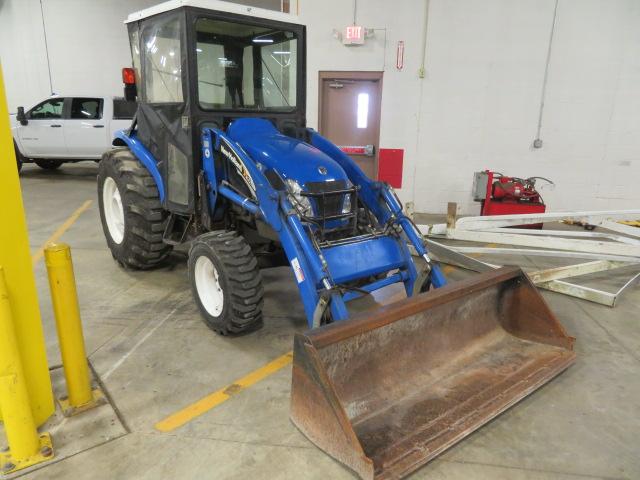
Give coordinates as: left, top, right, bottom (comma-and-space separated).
35, 159, 63, 170
189, 231, 264, 335
97, 147, 172, 269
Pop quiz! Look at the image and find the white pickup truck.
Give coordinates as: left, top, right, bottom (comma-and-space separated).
11, 95, 136, 171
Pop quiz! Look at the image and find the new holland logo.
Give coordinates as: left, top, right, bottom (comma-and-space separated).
220, 140, 256, 196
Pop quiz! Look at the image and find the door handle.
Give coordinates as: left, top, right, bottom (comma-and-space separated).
338, 145, 375, 157
364, 144, 375, 157
93, 125, 105, 128
50, 124, 62, 128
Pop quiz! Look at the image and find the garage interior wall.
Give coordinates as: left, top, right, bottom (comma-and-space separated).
1, 0, 638, 214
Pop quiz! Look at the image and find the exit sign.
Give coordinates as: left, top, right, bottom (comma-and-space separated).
343, 25, 364, 45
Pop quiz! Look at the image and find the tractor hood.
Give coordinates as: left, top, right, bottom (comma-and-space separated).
226, 119, 349, 188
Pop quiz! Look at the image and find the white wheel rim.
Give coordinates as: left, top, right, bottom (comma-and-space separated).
194, 256, 224, 317
103, 176, 125, 244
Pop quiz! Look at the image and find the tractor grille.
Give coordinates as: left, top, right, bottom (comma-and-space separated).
305, 180, 348, 218
300, 180, 359, 237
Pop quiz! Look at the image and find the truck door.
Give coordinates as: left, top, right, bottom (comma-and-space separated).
64, 97, 107, 158
17, 98, 66, 157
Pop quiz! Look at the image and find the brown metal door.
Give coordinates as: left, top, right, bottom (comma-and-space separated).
319, 72, 382, 179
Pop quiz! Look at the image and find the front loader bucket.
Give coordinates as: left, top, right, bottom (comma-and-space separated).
290, 267, 575, 480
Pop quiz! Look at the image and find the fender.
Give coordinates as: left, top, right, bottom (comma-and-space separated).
113, 130, 165, 202
12, 136, 25, 158
10, 121, 26, 157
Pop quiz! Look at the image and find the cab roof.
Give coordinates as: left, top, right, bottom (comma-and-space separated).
125, 0, 302, 25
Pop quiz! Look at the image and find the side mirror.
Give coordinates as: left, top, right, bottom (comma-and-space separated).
124, 84, 137, 102
16, 106, 28, 125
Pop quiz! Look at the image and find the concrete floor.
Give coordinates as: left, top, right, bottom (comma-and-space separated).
6, 162, 640, 479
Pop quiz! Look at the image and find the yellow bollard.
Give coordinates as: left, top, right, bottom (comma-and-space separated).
0, 62, 54, 427
44, 244, 104, 416
0, 268, 53, 474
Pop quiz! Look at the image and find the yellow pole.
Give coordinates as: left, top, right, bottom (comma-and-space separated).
0, 63, 54, 425
44, 244, 93, 408
0, 268, 53, 473
0, 269, 40, 458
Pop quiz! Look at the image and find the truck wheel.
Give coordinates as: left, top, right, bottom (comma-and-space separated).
189, 231, 264, 335
98, 147, 172, 269
14, 141, 23, 172
35, 159, 63, 170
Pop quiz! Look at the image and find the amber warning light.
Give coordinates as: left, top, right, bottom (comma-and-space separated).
122, 67, 136, 85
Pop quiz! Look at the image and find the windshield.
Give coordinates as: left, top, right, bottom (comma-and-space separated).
195, 17, 298, 112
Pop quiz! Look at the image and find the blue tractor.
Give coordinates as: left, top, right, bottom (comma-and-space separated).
98, 2, 576, 479
98, 1, 445, 334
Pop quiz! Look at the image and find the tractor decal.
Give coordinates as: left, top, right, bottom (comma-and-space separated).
220, 139, 256, 197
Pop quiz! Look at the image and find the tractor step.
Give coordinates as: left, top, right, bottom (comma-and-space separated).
163, 213, 192, 245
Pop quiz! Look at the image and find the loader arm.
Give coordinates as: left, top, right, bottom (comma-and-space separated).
200, 124, 445, 327
309, 130, 447, 287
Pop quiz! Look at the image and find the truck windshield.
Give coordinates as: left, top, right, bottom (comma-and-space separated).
195, 17, 298, 112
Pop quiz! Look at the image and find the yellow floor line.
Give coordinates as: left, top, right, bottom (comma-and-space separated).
155, 351, 294, 432
31, 199, 93, 265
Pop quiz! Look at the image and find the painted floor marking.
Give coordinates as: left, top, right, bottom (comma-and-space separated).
32, 199, 93, 264
155, 351, 293, 432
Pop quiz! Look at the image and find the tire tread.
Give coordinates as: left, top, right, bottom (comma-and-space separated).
189, 231, 264, 335
98, 147, 172, 269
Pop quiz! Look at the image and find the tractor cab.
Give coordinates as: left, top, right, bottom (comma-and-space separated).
123, 1, 305, 214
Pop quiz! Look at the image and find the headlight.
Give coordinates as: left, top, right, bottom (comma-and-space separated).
342, 193, 352, 214
286, 179, 313, 216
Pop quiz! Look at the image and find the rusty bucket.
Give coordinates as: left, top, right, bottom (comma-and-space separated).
290, 267, 575, 480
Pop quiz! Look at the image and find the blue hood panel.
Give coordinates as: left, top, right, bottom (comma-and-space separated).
226, 119, 349, 187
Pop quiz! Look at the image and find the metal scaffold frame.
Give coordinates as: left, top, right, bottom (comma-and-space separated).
419, 205, 640, 307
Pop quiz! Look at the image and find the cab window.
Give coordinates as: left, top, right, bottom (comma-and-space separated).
195, 18, 298, 112
70, 98, 103, 119
28, 99, 64, 119
142, 15, 183, 103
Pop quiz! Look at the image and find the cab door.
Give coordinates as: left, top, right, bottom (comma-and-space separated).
17, 98, 67, 157
64, 97, 107, 158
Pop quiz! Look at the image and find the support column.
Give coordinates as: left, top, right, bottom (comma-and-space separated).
0, 61, 54, 426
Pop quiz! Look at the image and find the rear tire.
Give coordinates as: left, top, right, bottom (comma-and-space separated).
189, 231, 264, 335
98, 147, 172, 269
35, 159, 63, 170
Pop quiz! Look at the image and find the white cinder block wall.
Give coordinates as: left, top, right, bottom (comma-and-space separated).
1, 0, 638, 214
301, 0, 640, 213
